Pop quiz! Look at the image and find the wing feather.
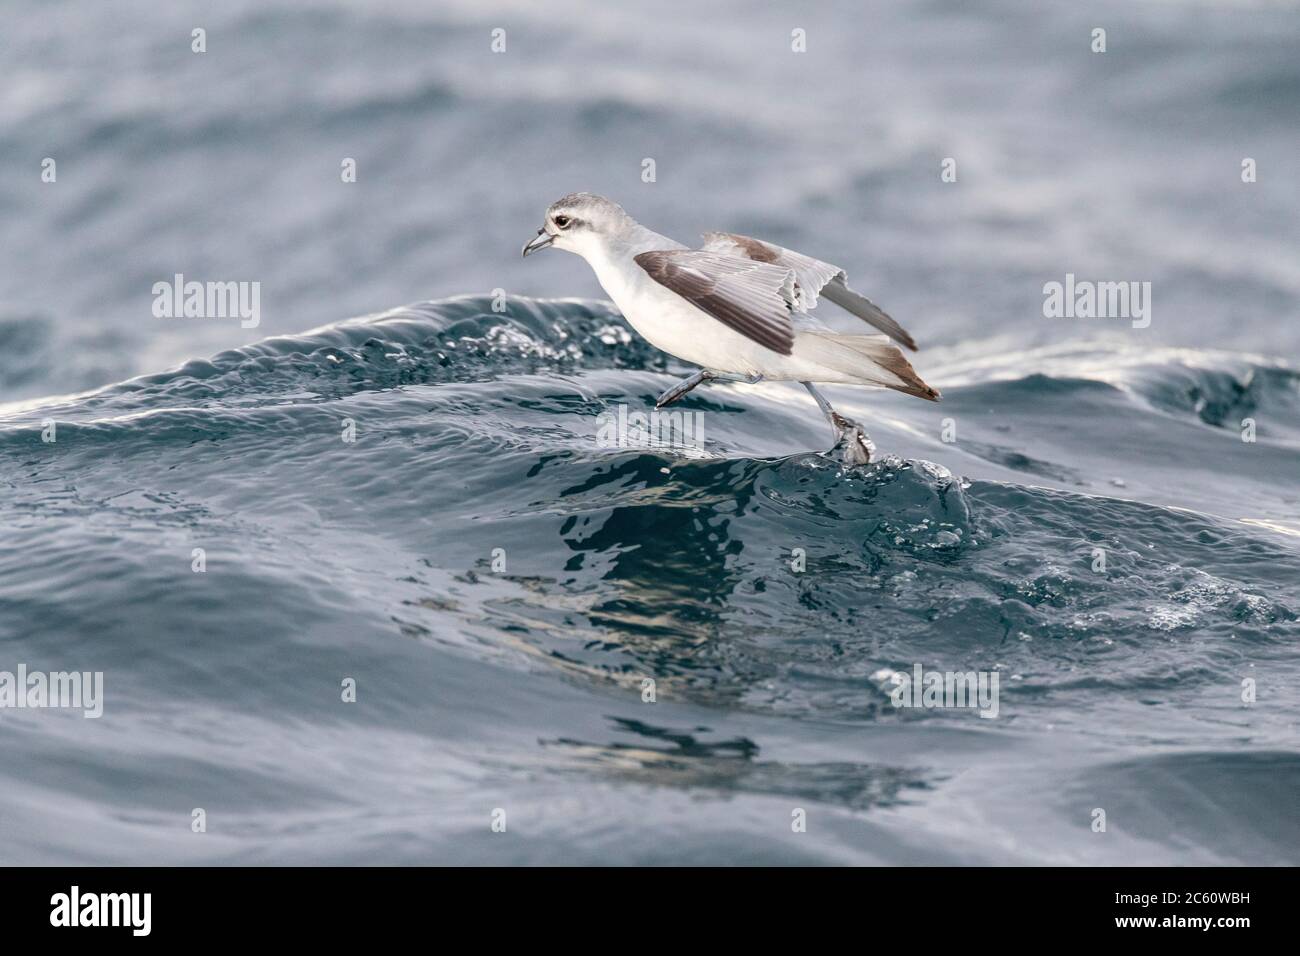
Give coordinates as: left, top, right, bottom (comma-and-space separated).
633, 250, 797, 356
700, 231, 918, 351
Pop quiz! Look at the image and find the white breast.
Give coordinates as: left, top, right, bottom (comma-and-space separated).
587, 248, 765, 374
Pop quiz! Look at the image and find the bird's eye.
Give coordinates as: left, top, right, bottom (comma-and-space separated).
553, 215, 571, 229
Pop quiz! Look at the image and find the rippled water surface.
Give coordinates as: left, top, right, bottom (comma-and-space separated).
2, 0, 1298, 864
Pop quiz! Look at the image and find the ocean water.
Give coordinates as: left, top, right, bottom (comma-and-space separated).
1, 0, 1298, 865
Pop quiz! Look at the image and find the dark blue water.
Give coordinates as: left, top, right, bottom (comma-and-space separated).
2, 1, 1298, 864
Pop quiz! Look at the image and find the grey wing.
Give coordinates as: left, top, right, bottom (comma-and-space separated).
633, 250, 797, 356
701, 231, 918, 351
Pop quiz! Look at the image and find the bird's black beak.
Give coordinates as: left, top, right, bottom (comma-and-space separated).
521, 227, 554, 258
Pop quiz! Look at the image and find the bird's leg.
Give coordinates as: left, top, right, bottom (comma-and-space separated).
655, 370, 762, 408
656, 369, 716, 408
802, 382, 875, 465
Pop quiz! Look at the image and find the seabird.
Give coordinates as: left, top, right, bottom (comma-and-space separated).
522, 192, 939, 464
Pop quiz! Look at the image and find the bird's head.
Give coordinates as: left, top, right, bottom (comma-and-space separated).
521, 193, 633, 260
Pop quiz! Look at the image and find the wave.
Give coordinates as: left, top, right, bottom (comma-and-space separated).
2, 294, 1297, 863
3, 295, 1296, 708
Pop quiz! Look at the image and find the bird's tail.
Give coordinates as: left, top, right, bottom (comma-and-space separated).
794, 331, 941, 401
